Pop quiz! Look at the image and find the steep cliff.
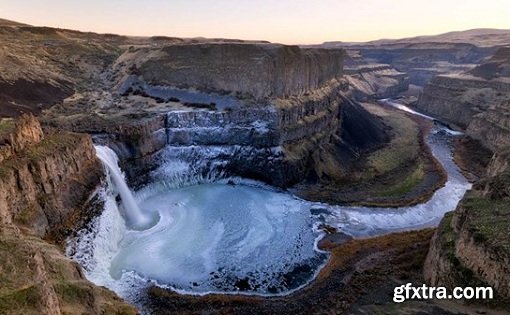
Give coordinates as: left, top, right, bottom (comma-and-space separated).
343, 64, 410, 100
115, 43, 344, 100
318, 29, 510, 86
424, 148, 510, 303
316, 42, 496, 86
416, 47, 510, 150
0, 114, 136, 314
45, 43, 372, 189
0, 115, 102, 238
0, 226, 135, 315
416, 74, 510, 129
50, 79, 350, 188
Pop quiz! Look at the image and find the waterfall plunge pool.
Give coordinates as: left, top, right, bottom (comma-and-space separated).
67, 102, 471, 303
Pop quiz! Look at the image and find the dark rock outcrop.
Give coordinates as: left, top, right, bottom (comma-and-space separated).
116, 43, 344, 100
343, 64, 410, 100
416, 47, 510, 151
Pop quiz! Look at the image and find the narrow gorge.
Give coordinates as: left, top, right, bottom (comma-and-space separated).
1, 18, 509, 315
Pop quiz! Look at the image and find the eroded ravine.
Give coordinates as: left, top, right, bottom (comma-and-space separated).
67, 100, 471, 310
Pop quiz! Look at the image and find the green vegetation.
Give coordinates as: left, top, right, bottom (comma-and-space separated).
462, 192, 510, 253
0, 285, 41, 312
437, 212, 458, 263
377, 163, 425, 197
0, 118, 15, 139
54, 282, 93, 305
365, 114, 420, 178
436, 204, 504, 296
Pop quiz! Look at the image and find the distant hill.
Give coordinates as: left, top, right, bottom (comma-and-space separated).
323, 28, 510, 48
0, 18, 30, 27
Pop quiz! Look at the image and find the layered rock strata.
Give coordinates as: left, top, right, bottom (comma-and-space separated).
424, 149, 510, 302
115, 43, 345, 100
0, 114, 136, 314
416, 47, 510, 150
89, 80, 348, 188
319, 43, 495, 86
52, 43, 370, 189
343, 64, 410, 100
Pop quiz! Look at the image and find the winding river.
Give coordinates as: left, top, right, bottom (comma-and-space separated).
67, 100, 471, 304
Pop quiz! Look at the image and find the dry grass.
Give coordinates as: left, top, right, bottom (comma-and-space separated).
365, 113, 420, 179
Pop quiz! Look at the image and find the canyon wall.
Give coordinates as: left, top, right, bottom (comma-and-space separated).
319, 42, 495, 86
88, 80, 349, 188
424, 179, 510, 301
416, 74, 510, 129
116, 43, 344, 100
416, 47, 510, 152
50, 43, 388, 189
0, 114, 136, 314
343, 64, 409, 100
0, 115, 101, 238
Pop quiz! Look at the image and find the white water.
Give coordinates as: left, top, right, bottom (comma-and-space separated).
94, 146, 155, 230
315, 128, 471, 237
68, 101, 472, 302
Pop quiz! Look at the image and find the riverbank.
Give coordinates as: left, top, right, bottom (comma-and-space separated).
293, 100, 447, 207
144, 228, 506, 315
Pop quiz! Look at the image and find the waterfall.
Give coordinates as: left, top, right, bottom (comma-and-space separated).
95, 145, 152, 230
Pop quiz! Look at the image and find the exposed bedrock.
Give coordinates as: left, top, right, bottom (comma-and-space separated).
94, 81, 356, 188
417, 74, 510, 129
0, 114, 102, 238
115, 43, 345, 100
0, 114, 136, 314
60, 43, 390, 189
424, 147, 510, 303
343, 63, 410, 100
320, 43, 496, 86
416, 47, 510, 151
467, 100, 510, 152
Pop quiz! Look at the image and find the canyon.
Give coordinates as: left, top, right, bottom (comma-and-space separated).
0, 18, 510, 315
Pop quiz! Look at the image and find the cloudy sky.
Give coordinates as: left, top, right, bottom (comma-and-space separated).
1, 0, 509, 44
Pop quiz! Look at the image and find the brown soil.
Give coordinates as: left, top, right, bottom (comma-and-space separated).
0, 79, 74, 117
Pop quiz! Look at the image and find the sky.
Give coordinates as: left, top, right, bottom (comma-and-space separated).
1, 0, 509, 44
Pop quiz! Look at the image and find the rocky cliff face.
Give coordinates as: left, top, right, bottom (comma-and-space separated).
424, 148, 510, 302
343, 64, 410, 100
317, 42, 495, 86
0, 226, 135, 315
115, 43, 344, 100
0, 115, 102, 238
423, 48, 510, 301
416, 47, 510, 150
466, 100, 510, 152
69, 79, 350, 188
0, 114, 136, 314
46, 43, 383, 189
416, 74, 510, 129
